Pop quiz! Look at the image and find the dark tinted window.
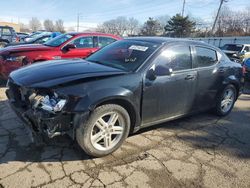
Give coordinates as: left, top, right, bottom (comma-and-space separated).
98, 37, 116, 48
196, 47, 217, 67
154, 45, 192, 71
221, 44, 243, 51
86, 40, 160, 72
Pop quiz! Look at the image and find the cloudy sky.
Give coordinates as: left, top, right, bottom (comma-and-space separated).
0, 0, 248, 30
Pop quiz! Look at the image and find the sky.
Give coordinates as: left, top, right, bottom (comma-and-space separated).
0, 0, 249, 31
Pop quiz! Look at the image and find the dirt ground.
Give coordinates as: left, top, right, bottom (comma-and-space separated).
0, 83, 250, 188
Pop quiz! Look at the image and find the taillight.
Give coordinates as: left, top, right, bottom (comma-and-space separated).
243, 65, 247, 74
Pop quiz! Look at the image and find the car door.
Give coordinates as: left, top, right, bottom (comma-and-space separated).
192, 46, 223, 111
61, 36, 97, 59
142, 44, 197, 125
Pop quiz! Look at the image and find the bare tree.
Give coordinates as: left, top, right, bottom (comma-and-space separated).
20, 23, 30, 32
156, 15, 170, 35
44, 19, 55, 32
97, 16, 140, 36
29, 17, 42, 32
55, 19, 65, 33
127, 17, 140, 36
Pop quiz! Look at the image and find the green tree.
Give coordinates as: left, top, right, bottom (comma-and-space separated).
140, 17, 162, 36
164, 14, 196, 37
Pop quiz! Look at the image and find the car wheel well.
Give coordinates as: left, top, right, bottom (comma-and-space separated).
96, 99, 137, 134
229, 83, 240, 99
34, 59, 47, 63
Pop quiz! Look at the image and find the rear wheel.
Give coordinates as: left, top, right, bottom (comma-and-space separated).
215, 84, 237, 116
76, 104, 130, 157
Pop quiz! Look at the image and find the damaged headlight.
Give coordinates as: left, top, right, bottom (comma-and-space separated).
32, 92, 67, 113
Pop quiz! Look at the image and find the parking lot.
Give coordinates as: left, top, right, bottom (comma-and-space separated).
0, 83, 250, 188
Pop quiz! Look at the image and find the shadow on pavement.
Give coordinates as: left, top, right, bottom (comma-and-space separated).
0, 94, 249, 165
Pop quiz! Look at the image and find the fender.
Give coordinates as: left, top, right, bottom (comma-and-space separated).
74, 87, 137, 112
72, 87, 142, 132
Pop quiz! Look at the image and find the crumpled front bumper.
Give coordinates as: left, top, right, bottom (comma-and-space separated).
6, 88, 74, 140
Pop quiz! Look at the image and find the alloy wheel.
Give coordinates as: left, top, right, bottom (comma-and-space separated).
221, 88, 235, 113
90, 112, 125, 151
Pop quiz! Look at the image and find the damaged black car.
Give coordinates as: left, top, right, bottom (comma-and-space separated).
6, 37, 243, 157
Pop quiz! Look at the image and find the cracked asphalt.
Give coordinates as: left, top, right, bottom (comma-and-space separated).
0, 83, 250, 188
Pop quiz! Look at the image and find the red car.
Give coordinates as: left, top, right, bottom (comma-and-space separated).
0, 32, 121, 79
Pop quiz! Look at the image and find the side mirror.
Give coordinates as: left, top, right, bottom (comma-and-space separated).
155, 65, 173, 76
62, 44, 76, 51
146, 65, 172, 80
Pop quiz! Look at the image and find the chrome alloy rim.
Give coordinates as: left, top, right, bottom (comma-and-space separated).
90, 112, 125, 151
221, 88, 235, 113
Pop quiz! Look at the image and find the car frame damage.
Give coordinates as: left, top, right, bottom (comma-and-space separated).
6, 80, 75, 142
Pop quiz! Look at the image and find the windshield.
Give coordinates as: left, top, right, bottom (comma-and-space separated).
29, 33, 50, 43
44, 34, 73, 47
86, 40, 160, 72
221, 44, 243, 52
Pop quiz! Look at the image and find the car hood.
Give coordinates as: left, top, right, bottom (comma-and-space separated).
9, 59, 126, 88
222, 50, 238, 54
0, 44, 54, 54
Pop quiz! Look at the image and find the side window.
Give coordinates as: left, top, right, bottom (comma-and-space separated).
98, 37, 116, 48
70, 37, 93, 48
243, 46, 250, 52
2, 28, 11, 35
195, 47, 217, 67
154, 45, 192, 71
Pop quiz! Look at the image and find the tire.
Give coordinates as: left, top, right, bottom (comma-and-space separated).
215, 84, 237, 116
0, 42, 7, 48
76, 104, 131, 157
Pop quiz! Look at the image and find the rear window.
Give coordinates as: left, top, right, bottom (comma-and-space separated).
195, 47, 217, 67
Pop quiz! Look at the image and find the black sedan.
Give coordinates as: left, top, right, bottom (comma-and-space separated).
6, 37, 243, 157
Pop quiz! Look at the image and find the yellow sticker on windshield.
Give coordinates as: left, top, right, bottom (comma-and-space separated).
129, 45, 148, 52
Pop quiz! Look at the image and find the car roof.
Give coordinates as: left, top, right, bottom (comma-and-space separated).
67, 32, 122, 39
125, 36, 215, 48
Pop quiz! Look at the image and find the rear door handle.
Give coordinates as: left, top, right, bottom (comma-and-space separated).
185, 74, 196, 80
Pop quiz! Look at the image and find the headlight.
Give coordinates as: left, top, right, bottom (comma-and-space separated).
6, 56, 26, 62
32, 92, 67, 113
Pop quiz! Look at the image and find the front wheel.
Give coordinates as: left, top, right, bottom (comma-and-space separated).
215, 85, 237, 116
76, 104, 130, 157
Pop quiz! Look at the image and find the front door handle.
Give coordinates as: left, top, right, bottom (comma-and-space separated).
185, 74, 196, 80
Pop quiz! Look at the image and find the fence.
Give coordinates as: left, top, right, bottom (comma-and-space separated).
189, 36, 250, 48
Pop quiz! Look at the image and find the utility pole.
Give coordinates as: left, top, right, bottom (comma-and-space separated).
181, 0, 186, 17
211, 0, 228, 34
77, 13, 80, 32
